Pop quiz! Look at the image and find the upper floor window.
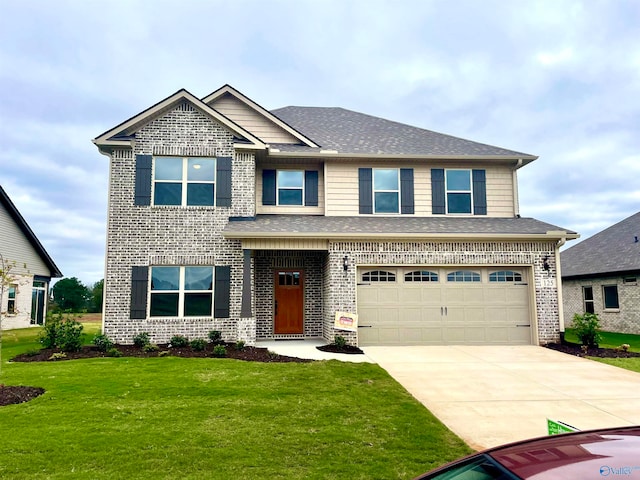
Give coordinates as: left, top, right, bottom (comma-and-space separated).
150, 266, 214, 317
262, 169, 318, 207
154, 157, 216, 206
431, 168, 486, 215
603, 285, 619, 310
373, 169, 400, 213
489, 271, 523, 282
277, 170, 304, 205
447, 270, 481, 282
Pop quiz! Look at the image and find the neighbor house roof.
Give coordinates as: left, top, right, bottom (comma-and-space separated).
271, 106, 538, 162
561, 211, 640, 279
0, 186, 62, 278
224, 215, 577, 241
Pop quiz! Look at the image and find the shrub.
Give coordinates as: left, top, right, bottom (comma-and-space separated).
106, 347, 122, 358
39, 313, 84, 352
170, 335, 190, 348
208, 330, 223, 344
267, 350, 280, 360
49, 352, 67, 361
571, 312, 601, 347
143, 343, 160, 353
133, 332, 150, 348
92, 333, 114, 352
24, 348, 41, 357
334, 335, 347, 348
234, 340, 246, 351
212, 344, 226, 357
190, 339, 207, 351
158, 350, 171, 357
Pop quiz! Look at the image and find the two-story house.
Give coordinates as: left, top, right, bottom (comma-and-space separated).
93, 84, 577, 346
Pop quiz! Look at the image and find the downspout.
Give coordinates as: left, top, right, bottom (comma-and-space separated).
555, 237, 567, 342
513, 159, 523, 217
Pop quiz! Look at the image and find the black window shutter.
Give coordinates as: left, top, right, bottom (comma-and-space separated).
304, 170, 318, 206
472, 169, 487, 215
400, 168, 414, 214
216, 157, 232, 207
358, 168, 373, 214
134, 155, 152, 206
130, 266, 149, 319
262, 169, 276, 206
214, 265, 231, 318
431, 169, 445, 214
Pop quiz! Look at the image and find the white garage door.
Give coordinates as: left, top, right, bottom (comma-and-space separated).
357, 267, 532, 346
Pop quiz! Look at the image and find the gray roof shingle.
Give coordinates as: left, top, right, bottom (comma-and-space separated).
561, 211, 640, 278
270, 106, 537, 158
224, 215, 575, 238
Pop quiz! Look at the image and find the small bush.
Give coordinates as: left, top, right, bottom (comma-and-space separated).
106, 347, 122, 358
212, 344, 226, 358
267, 350, 280, 360
24, 348, 41, 357
170, 335, 190, 348
190, 339, 207, 351
143, 343, 160, 353
208, 330, 223, 344
93, 334, 114, 352
39, 313, 84, 352
234, 340, 246, 351
334, 335, 347, 348
133, 332, 150, 348
571, 312, 601, 347
158, 350, 171, 357
49, 352, 67, 361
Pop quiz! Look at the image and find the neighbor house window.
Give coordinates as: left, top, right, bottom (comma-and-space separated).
602, 285, 619, 309
447, 270, 481, 282
277, 170, 304, 205
153, 157, 216, 206
446, 170, 473, 214
583, 286, 595, 314
150, 266, 214, 317
405, 271, 439, 282
489, 271, 523, 282
373, 169, 400, 213
7, 285, 16, 314
31, 281, 46, 325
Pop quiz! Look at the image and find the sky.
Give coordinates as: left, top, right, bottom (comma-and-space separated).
1, 0, 639, 286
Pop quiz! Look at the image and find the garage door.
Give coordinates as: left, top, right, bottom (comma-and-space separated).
357, 267, 532, 346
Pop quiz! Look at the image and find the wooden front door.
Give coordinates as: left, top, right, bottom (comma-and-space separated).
274, 270, 304, 334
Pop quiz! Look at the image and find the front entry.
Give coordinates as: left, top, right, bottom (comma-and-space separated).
274, 270, 304, 334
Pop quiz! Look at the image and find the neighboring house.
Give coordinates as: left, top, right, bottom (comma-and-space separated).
561, 211, 640, 334
0, 186, 62, 329
93, 84, 577, 347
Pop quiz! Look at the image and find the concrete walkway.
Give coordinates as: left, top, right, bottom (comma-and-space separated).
362, 345, 640, 450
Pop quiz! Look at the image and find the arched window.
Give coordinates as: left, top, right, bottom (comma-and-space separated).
404, 271, 439, 282
447, 270, 481, 282
362, 270, 396, 282
489, 270, 523, 282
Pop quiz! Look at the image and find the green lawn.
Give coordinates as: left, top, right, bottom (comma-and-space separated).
564, 328, 640, 352
0, 325, 471, 479
594, 357, 640, 373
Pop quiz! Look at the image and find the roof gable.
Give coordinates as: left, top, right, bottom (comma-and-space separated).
561, 211, 640, 278
93, 89, 266, 151
202, 85, 319, 148
0, 186, 62, 277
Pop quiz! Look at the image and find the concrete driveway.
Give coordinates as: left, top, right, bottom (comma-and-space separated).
362, 345, 640, 450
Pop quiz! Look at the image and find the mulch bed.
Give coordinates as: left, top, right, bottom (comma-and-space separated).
0, 385, 45, 407
316, 344, 364, 355
545, 342, 640, 358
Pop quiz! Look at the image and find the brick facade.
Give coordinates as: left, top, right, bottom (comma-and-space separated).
103, 103, 256, 344
563, 275, 640, 334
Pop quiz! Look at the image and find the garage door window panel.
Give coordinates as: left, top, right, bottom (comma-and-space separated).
489, 271, 523, 282
405, 271, 439, 282
362, 270, 396, 282
447, 270, 481, 282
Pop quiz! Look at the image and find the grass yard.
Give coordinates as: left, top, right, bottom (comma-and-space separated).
564, 328, 640, 352
0, 325, 471, 479
593, 357, 640, 373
